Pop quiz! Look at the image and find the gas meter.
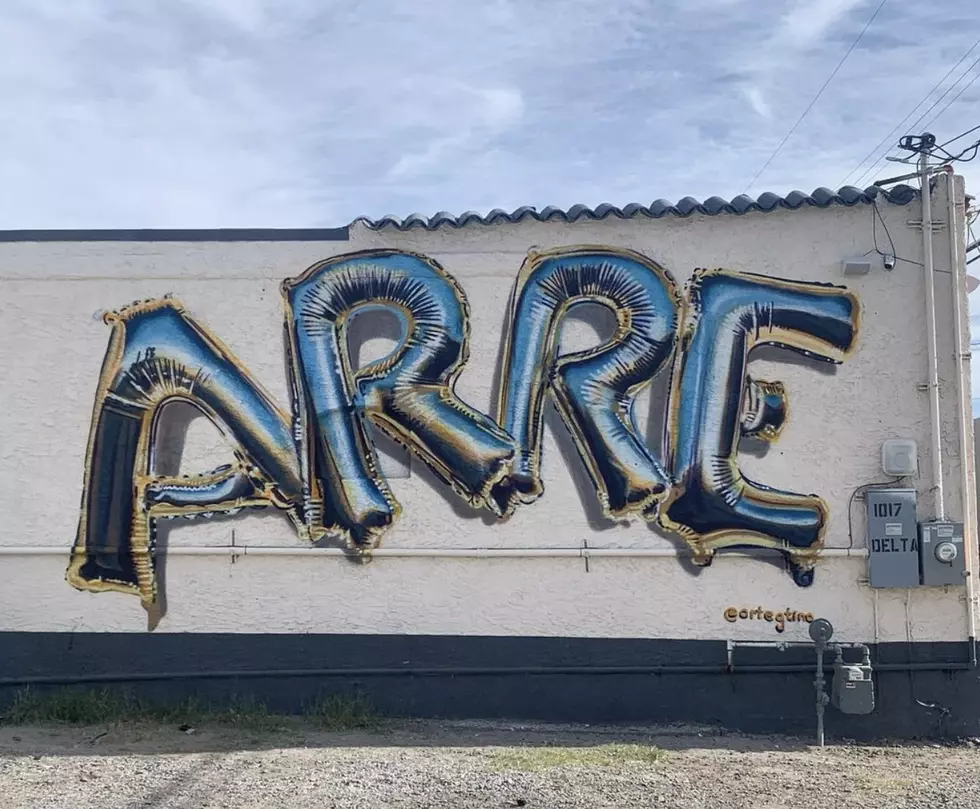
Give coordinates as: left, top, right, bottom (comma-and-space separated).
831, 650, 875, 715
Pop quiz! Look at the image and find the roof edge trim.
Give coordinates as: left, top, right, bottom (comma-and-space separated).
353, 184, 918, 232
0, 227, 350, 243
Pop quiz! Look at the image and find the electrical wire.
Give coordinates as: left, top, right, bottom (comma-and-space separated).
940, 123, 980, 149
969, 214, 980, 266
923, 67, 980, 132
857, 54, 980, 181
921, 137, 980, 165
869, 198, 923, 267
846, 477, 911, 549
842, 39, 980, 188
851, 52, 980, 186
843, 40, 980, 186
949, 141, 980, 163
743, 0, 889, 193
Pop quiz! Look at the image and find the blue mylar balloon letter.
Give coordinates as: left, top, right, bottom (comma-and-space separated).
67, 297, 304, 606
283, 250, 516, 549
494, 247, 681, 519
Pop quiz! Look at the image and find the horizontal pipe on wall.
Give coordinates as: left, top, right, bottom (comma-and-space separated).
0, 659, 969, 689
0, 545, 870, 559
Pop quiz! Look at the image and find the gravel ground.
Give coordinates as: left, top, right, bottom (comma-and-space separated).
1, 719, 979, 808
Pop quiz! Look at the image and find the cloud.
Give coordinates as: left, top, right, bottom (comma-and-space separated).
4, 0, 980, 411
741, 86, 772, 120
0, 0, 978, 228
777, 0, 869, 47
385, 84, 525, 181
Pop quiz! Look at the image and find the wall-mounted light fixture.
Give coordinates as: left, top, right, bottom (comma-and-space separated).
841, 258, 872, 277
881, 438, 918, 477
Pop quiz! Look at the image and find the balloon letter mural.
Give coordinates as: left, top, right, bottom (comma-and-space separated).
493, 247, 680, 519
68, 247, 860, 610
660, 270, 859, 584
282, 250, 516, 549
67, 297, 304, 605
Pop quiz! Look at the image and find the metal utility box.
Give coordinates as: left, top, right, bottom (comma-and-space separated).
919, 521, 966, 586
866, 489, 919, 588
831, 661, 875, 714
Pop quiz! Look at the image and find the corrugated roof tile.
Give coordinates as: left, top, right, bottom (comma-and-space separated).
353, 184, 918, 231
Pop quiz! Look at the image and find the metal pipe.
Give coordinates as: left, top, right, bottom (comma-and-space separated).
945, 171, 979, 667
0, 545, 871, 559
724, 640, 871, 673
920, 151, 947, 519
874, 169, 928, 187
875, 661, 970, 671
815, 645, 827, 747
0, 660, 971, 689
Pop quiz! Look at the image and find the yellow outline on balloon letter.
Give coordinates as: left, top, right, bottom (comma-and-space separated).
67, 296, 304, 607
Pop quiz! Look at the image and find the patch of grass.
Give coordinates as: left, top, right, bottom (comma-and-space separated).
306, 691, 379, 730
3, 687, 133, 725
0, 688, 283, 731
489, 743, 668, 772
854, 773, 915, 795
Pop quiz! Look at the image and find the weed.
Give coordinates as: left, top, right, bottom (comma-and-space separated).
3, 687, 134, 725
306, 691, 379, 730
0, 688, 283, 731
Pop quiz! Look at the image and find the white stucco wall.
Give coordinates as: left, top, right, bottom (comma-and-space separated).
0, 177, 975, 644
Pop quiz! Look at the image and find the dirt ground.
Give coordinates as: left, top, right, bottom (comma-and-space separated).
1, 719, 979, 808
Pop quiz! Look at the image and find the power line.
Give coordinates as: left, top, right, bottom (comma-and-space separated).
851, 52, 980, 187
923, 68, 980, 131
743, 0, 888, 193
939, 123, 980, 149
847, 47, 980, 186
840, 37, 980, 188
849, 55, 980, 186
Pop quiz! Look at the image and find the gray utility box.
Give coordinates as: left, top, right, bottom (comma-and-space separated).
832, 661, 875, 714
866, 489, 919, 588
919, 522, 966, 586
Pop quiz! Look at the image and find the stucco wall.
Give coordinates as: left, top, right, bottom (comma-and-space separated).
0, 178, 975, 648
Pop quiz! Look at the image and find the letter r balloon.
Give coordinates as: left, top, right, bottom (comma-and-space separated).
493, 247, 680, 520
282, 249, 516, 549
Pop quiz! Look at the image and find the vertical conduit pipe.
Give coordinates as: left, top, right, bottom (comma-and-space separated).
945, 171, 978, 665
920, 150, 946, 519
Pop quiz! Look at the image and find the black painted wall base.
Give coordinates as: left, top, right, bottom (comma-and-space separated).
2, 633, 978, 740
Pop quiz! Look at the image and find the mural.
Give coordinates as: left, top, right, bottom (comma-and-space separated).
660, 270, 859, 585
282, 251, 516, 550
493, 247, 680, 520
68, 297, 305, 606
67, 247, 860, 608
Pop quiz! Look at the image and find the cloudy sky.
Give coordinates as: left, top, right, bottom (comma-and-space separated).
3, 0, 980, 407
1, 0, 978, 228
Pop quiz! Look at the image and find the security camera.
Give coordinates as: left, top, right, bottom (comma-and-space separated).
882, 254, 896, 271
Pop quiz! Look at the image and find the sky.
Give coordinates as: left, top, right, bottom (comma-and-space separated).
1, 0, 979, 402
1, 0, 978, 228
